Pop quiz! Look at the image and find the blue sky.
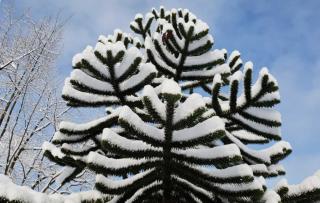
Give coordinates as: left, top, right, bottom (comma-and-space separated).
2, 0, 320, 186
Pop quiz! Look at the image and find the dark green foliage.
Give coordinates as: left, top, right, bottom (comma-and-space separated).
85, 81, 265, 202
131, 7, 228, 82
35, 6, 320, 203
63, 32, 156, 107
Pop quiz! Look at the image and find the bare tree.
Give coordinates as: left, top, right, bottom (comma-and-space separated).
0, 4, 82, 193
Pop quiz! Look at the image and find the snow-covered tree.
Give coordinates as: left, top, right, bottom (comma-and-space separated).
0, 4, 79, 193
35, 6, 320, 203
132, 7, 292, 179
275, 170, 320, 203
43, 30, 156, 182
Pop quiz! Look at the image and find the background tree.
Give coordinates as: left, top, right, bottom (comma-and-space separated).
0, 4, 84, 194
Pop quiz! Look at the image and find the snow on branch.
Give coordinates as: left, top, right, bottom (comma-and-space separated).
276, 170, 320, 202
35, 5, 319, 203
64, 38, 157, 107
0, 175, 107, 203
94, 80, 264, 202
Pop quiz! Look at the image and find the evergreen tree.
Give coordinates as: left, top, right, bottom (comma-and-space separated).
95, 80, 264, 202
44, 30, 157, 184
41, 6, 319, 203
131, 6, 292, 180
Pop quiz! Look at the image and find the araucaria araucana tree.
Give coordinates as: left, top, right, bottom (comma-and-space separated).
41, 7, 319, 203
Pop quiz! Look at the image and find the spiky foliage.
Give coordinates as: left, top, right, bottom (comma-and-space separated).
94, 80, 265, 202
44, 31, 157, 183
63, 30, 155, 107
136, 8, 229, 82
130, 6, 292, 179
209, 58, 292, 178
40, 6, 320, 203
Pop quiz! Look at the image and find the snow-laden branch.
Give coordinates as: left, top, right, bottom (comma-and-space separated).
0, 174, 108, 203
0, 49, 36, 70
